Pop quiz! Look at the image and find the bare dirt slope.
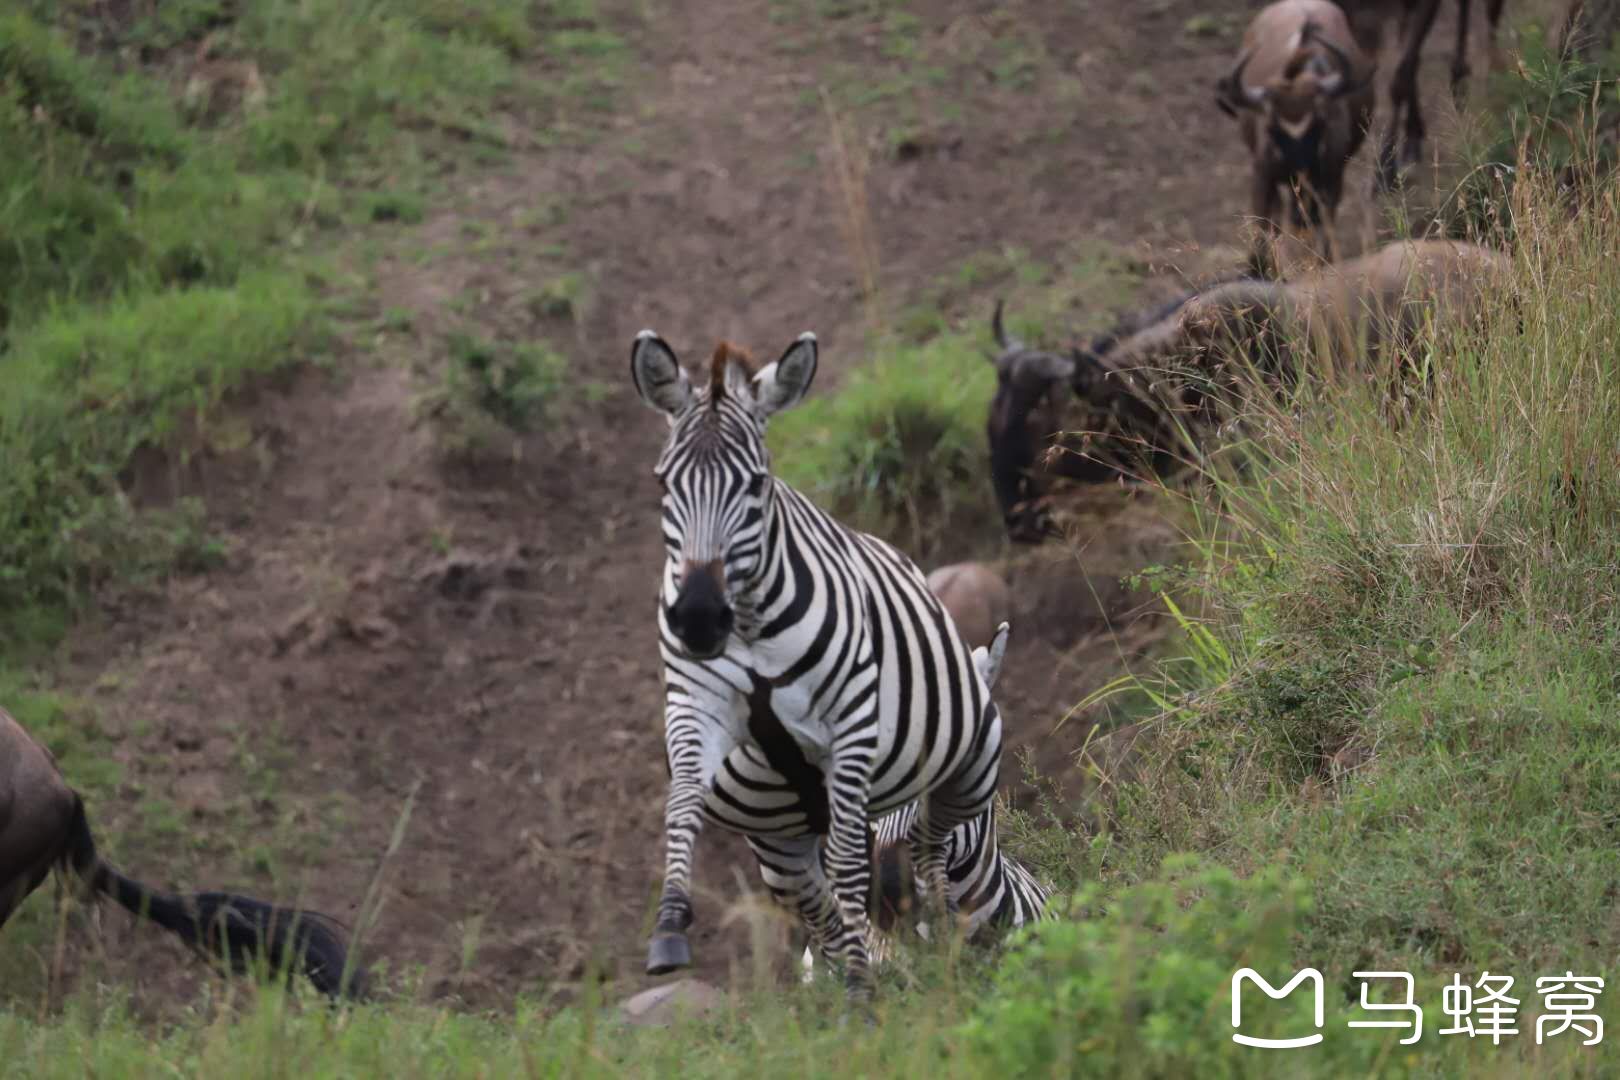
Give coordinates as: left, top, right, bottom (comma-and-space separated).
18, 0, 1496, 1012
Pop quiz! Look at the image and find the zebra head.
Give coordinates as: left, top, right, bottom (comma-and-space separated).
630, 328, 819, 660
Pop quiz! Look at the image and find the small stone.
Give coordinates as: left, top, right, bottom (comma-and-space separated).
617, 979, 726, 1028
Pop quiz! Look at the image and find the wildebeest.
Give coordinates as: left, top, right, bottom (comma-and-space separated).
1216, 0, 1378, 264
1, 708, 366, 999
1333, 0, 1510, 192
986, 238, 1511, 540
924, 562, 1011, 652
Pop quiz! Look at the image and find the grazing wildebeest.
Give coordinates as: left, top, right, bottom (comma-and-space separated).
0, 708, 366, 999
986, 239, 1510, 540
1332, 0, 1510, 192
1216, 0, 1378, 264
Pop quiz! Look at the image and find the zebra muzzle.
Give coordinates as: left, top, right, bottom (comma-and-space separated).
667, 563, 733, 659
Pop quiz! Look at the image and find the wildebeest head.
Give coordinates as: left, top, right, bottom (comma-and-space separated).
1215, 19, 1365, 173
985, 302, 1149, 541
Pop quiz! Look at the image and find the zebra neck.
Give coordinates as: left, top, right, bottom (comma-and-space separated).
727, 480, 823, 641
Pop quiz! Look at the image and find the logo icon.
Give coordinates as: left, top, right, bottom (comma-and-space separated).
1232, 967, 1325, 1049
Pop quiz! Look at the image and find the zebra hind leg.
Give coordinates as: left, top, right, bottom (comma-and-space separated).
908, 732, 1003, 936
748, 835, 847, 984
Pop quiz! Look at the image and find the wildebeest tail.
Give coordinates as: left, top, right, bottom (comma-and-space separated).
59, 794, 367, 1000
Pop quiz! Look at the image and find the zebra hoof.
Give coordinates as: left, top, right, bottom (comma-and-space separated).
646, 931, 693, 975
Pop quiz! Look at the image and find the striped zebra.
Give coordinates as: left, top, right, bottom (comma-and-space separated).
632, 329, 1016, 1004
800, 623, 1050, 981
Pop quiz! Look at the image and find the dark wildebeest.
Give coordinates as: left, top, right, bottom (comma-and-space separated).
986, 238, 1510, 541
1215, 0, 1378, 265
1332, 0, 1510, 192
0, 707, 366, 999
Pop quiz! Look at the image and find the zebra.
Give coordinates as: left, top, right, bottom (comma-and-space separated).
631, 328, 1016, 1004
799, 622, 1050, 981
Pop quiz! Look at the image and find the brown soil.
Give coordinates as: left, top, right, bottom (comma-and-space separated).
13, 0, 1503, 1015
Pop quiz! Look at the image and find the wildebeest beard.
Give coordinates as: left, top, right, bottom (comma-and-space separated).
1270, 116, 1327, 183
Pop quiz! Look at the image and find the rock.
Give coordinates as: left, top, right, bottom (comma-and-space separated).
617, 978, 727, 1028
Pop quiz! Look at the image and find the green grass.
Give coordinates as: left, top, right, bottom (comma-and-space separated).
0, 273, 317, 641
0, 0, 623, 646
1058, 159, 1620, 1071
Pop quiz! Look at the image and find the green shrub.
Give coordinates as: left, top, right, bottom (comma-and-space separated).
961, 859, 1314, 1078
768, 332, 997, 557
419, 334, 567, 460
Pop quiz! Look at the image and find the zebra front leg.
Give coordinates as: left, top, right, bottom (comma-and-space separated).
821, 758, 879, 1004
647, 777, 707, 975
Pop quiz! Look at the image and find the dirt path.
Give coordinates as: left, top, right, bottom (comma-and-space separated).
27, 0, 1492, 1012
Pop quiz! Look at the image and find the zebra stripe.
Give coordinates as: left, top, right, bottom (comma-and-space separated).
632, 330, 1019, 1004
801, 625, 1050, 980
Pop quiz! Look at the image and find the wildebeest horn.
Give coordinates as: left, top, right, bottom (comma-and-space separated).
1217, 46, 1270, 114
984, 297, 1023, 352
1301, 21, 1356, 98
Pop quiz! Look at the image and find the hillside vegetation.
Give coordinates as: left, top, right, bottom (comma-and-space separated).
5, 2, 1620, 1078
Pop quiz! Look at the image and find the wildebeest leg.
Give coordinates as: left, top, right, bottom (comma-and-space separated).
1375, 0, 1442, 191
1483, 0, 1507, 73
1452, 0, 1474, 99
1300, 172, 1343, 264
1397, 0, 1442, 172
0, 858, 54, 930
1249, 170, 1284, 278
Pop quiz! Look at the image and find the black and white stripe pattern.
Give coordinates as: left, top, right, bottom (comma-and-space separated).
801, 625, 1050, 980
632, 329, 1020, 1004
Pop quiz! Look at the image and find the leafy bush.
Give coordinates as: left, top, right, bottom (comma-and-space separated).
960, 859, 1314, 1078
419, 334, 567, 459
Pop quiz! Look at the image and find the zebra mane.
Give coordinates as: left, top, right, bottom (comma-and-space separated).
708, 341, 759, 407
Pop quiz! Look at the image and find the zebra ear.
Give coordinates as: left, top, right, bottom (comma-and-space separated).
752, 332, 818, 418
630, 330, 693, 418
971, 621, 1009, 690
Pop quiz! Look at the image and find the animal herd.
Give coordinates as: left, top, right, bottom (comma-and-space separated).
0, 0, 1521, 1016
